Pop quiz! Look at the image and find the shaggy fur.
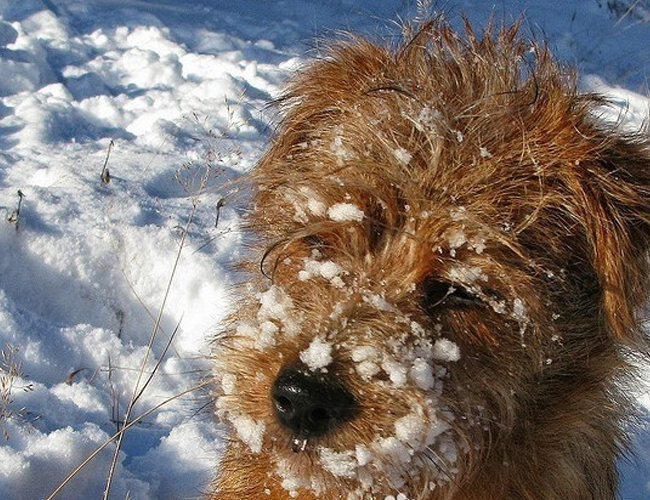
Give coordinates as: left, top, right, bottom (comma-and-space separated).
209, 18, 650, 500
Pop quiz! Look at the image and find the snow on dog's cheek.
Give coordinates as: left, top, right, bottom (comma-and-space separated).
231, 414, 266, 454
319, 448, 358, 478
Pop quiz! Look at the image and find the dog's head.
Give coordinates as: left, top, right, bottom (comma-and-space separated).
214, 19, 650, 499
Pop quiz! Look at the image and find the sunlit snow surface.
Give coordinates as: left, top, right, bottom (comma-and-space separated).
0, 1, 649, 498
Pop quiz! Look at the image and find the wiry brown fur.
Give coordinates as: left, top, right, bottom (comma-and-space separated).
210, 18, 650, 500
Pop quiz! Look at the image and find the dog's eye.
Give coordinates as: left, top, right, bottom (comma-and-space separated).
421, 279, 482, 311
303, 234, 329, 254
304, 234, 326, 248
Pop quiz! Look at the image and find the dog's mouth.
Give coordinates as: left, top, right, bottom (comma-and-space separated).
269, 405, 462, 499
291, 436, 309, 453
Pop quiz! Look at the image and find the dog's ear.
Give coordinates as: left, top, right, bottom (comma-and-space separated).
578, 124, 650, 346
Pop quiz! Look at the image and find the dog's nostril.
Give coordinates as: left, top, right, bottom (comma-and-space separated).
271, 365, 356, 440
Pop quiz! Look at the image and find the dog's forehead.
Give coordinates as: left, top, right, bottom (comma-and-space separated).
266, 37, 603, 236
275, 92, 592, 222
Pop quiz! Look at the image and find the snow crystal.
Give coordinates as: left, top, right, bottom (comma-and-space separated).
490, 299, 508, 315
409, 358, 435, 390
236, 320, 277, 350
258, 286, 293, 319
319, 448, 358, 478
355, 445, 373, 467
330, 302, 346, 321
448, 265, 488, 286
376, 436, 413, 468
479, 146, 492, 158
233, 286, 304, 350
469, 234, 487, 254
446, 228, 467, 251
300, 337, 333, 371
410, 320, 427, 337
300, 187, 327, 217
381, 358, 408, 387
351, 345, 381, 381
393, 147, 412, 165
449, 207, 468, 221
330, 276, 345, 288
328, 203, 365, 222
231, 414, 266, 454
363, 293, 398, 313
298, 258, 345, 285
384, 494, 408, 500
356, 360, 381, 381
275, 455, 326, 497
258, 321, 279, 348
432, 339, 461, 362
284, 186, 328, 222
512, 298, 530, 340
279, 471, 303, 498
220, 373, 237, 395
257, 285, 302, 337
415, 106, 441, 132
351, 345, 379, 362
331, 135, 347, 161
513, 298, 528, 321
394, 408, 426, 444
283, 190, 309, 223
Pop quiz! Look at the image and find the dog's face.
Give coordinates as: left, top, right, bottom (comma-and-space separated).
214, 21, 650, 500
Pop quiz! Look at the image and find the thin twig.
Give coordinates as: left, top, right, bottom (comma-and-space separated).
103, 210, 194, 498
100, 140, 114, 184
7, 190, 25, 231
44, 381, 208, 500
101, 202, 197, 500
117, 266, 180, 358
215, 198, 225, 228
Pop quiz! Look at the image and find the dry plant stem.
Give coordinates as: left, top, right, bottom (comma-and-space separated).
44, 381, 207, 500
118, 265, 181, 358
102, 202, 197, 500
7, 190, 25, 230
100, 140, 114, 184
0, 344, 32, 439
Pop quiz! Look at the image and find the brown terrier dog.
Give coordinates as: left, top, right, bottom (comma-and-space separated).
211, 17, 650, 500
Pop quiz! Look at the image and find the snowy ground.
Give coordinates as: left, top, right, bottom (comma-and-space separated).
0, 1, 649, 499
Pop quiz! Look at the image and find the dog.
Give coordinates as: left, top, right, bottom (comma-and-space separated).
209, 17, 650, 500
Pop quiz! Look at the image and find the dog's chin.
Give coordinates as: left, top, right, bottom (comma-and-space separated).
264, 427, 460, 500
269, 446, 398, 500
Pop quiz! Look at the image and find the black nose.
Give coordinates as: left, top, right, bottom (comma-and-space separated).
271, 365, 356, 440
